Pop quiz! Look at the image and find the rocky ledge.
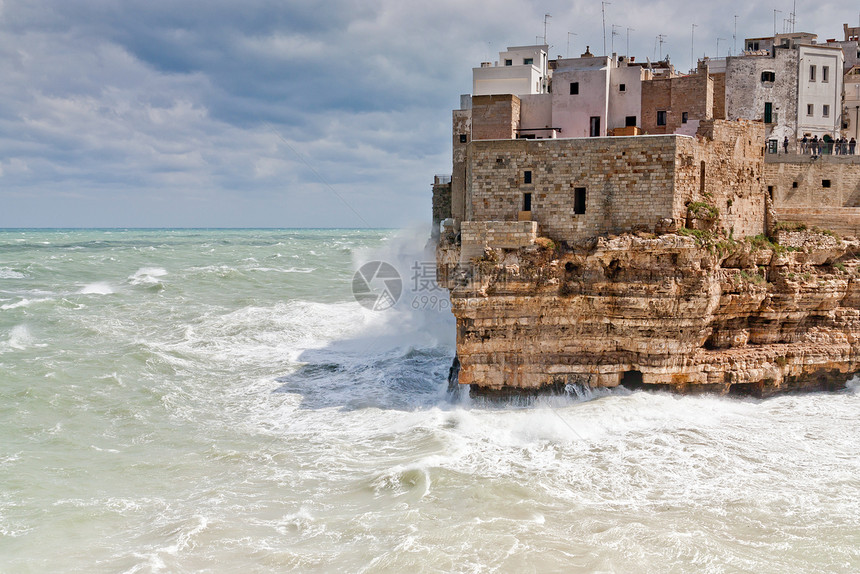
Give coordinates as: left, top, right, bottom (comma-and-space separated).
438, 229, 860, 397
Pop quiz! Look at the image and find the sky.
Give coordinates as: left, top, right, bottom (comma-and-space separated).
0, 1, 856, 228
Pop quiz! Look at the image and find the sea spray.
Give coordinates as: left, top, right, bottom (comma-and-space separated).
0, 229, 858, 573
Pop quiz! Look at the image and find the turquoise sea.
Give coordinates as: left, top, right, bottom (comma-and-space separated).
1, 228, 858, 573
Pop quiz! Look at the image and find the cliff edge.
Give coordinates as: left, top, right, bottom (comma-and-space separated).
438, 227, 860, 396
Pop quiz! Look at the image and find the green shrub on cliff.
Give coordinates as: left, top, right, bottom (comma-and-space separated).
687, 201, 720, 220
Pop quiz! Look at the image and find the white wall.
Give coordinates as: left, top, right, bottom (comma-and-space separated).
608, 65, 644, 130
473, 65, 542, 96
797, 45, 844, 138
473, 44, 549, 97
518, 94, 554, 137
551, 56, 611, 137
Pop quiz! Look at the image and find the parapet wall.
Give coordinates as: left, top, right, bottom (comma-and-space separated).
765, 155, 860, 236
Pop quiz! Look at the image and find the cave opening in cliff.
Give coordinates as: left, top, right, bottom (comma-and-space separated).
620, 369, 644, 389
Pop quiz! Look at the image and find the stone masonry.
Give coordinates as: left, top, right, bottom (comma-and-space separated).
463, 120, 765, 244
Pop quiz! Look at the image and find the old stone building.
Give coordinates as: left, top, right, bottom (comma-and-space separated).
433, 29, 860, 397
641, 62, 714, 135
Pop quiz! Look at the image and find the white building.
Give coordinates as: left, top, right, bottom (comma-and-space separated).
551, 54, 646, 137
725, 34, 844, 143
845, 66, 860, 140
796, 44, 844, 139
470, 44, 648, 139
472, 45, 549, 97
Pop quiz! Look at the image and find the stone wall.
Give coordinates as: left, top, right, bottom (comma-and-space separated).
460, 220, 538, 261
452, 109, 471, 225
725, 49, 798, 144
765, 155, 860, 208
674, 120, 766, 238
468, 136, 679, 242
711, 72, 726, 120
431, 181, 452, 236
641, 67, 713, 135
465, 120, 766, 243
471, 95, 520, 140
765, 154, 860, 235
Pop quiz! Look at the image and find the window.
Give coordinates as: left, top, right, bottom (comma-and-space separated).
792, 181, 798, 188
619, 83, 626, 92
761, 71, 775, 82
822, 180, 831, 188
809, 65, 816, 81
570, 82, 579, 95
459, 134, 467, 143
524, 58, 534, 65
504, 59, 512, 66
764, 102, 773, 123
574, 188, 587, 214
682, 112, 688, 124
523, 192, 532, 211
747, 41, 760, 50
807, 104, 814, 116
823, 105, 830, 117
657, 110, 667, 126
625, 115, 637, 127
823, 66, 829, 82
523, 170, 532, 184
589, 116, 601, 137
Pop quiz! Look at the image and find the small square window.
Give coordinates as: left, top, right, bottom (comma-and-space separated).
524, 58, 533, 65
619, 83, 626, 92
822, 180, 831, 188
459, 134, 467, 143
823, 66, 829, 82
682, 112, 688, 124
809, 65, 816, 81
807, 104, 814, 116
657, 110, 667, 126
761, 71, 775, 82
625, 116, 636, 127
792, 181, 798, 188
523, 170, 532, 184
504, 59, 512, 66
570, 82, 579, 95
823, 105, 830, 117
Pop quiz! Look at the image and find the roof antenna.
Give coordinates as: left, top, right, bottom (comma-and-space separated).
543, 13, 551, 45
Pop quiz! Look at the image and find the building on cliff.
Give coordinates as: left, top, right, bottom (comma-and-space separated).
433, 30, 860, 397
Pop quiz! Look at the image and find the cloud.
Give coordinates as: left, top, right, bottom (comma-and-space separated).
0, 0, 854, 227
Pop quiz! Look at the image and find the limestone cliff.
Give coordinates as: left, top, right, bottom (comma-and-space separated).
438, 229, 860, 397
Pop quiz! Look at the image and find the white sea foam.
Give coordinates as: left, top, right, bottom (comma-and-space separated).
78, 282, 115, 295
128, 267, 168, 286
0, 267, 26, 279
3, 229, 858, 574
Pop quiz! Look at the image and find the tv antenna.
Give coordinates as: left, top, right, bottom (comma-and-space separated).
657, 34, 667, 60
543, 13, 551, 44
602, 1, 611, 55
627, 27, 635, 59
567, 31, 577, 57
611, 24, 621, 55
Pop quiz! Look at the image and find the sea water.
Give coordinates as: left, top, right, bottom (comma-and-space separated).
0, 228, 858, 573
